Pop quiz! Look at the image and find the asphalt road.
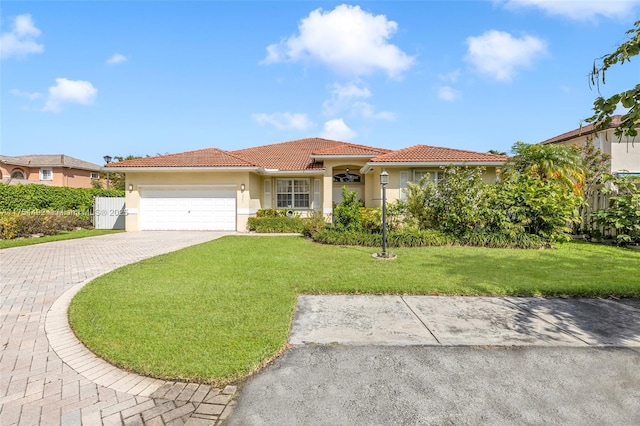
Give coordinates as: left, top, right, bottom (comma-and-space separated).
228, 345, 640, 425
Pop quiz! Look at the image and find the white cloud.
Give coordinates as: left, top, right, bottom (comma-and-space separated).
106, 53, 127, 65
10, 89, 42, 100
465, 30, 547, 81
438, 69, 461, 83
499, 0, 640, 20
322, 82, 393, 120
322, 82, 371, 115
252, 112, 314, 130
438, 86, 462, 102
0, 14, 44, 59
263, 4, 415, 78
352, 102, 395, 120
43, 78, 98, 113
321, 118, 357, 140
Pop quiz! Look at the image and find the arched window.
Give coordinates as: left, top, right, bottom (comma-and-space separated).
11, 170, 26, 179
333, 170, 361, 183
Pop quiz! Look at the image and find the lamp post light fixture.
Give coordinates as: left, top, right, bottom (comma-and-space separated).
103, 155, 112, 189
380, 169, 389, 257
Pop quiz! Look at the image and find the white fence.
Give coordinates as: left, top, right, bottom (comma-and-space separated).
94, 197, 126, 230
579, 190, 613, 236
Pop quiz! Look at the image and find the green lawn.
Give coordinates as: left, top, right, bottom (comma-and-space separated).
0, 229, 124, 249
69, 236, 640, 385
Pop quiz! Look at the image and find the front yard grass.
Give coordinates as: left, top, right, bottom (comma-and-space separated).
0, 229, 124, 249
69, 236, 640, 385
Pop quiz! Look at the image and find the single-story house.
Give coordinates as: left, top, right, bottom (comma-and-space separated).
0, 154, 102, 188
106, 138, 508, 232
540, 115, 640, 176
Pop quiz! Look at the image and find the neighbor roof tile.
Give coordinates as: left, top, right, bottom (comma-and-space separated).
105, 148, 257, 168
369, 145, 508, 163
540, 115, 623, 145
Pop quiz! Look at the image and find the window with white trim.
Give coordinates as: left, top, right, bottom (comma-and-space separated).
413, 170, 443, 185
276, 179, 310, 209
39, 168, 53, 181
91, 172, 99, 179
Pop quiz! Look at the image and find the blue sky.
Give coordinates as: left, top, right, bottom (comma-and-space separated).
1, 1, 639, 166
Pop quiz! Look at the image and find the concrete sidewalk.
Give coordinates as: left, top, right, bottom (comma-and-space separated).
228, 295, 640, 425
290, 295, 640, 347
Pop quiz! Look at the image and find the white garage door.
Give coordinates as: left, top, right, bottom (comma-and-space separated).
140, 188, 236, 231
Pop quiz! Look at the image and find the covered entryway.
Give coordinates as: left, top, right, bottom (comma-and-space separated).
140, 186, 236, 231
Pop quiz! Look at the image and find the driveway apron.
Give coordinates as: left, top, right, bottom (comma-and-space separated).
0, 231, 236, 426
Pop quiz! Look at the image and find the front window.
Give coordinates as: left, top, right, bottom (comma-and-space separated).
11, 170, 25, 179
414, 170, 443, 185
91, 172, 99, 179
276, 179, 310, 208
333, 172, 361, 183
40, 168, 53, 181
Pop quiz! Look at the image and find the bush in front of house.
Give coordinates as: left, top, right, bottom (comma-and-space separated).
247, 216, 306, 233
0, 183, 124, 212
0, 211, 92, 240
593, 174, 640, 245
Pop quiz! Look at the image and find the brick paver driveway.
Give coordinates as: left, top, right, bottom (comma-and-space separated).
1, 231, 235, 426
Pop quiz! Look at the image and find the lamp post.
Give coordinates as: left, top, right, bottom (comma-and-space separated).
380, 169, 389, 257
103, 155, 112, 189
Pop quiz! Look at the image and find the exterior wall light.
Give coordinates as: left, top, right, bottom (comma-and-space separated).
128, 184, 133, 192
240, 183, 245, 192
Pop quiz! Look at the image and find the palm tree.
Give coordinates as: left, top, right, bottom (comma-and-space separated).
502, 141, 585, 193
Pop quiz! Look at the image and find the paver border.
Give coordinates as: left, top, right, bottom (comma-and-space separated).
45, 276, 169, 397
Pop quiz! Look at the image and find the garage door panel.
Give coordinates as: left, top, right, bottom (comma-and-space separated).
140, 189, 236, 231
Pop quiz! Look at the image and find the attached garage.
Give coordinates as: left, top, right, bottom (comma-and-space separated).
139, 186, 236, 231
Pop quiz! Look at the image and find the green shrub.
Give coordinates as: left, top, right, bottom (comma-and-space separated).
333, 187, 363, 231
495, 172, 582, 243
0, 211, 92, 240
302, 211, 329, 237
402, 176, 437, 230
312, 228, 452, 248
255, 208, 298, 218
387, 228, 453, 247
360, 208, 381, 233
0, 184, 124, 212
311, 229, 381, 246
594, 174, 640, 244
311, 227, 545, 249
247, 216, 305, 233
460, 230, 546, 249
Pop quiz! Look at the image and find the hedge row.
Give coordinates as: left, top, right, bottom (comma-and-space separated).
0, 212, 92, 240
0, 184, 124, 212
311, 228, 547, 249
247, 217, 306, 233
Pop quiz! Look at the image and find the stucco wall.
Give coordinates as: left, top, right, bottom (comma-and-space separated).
125, 171, 249, 232
554, 131, 640, 173
364, 166, 500, 208
0, 166, 96, 188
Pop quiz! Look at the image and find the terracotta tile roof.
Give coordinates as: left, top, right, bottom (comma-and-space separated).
312, 143, 390, 157
540, 115, 623, 144
106, 148, 257, 168
231, 138, 386, 171
0, 154, 101, 171
369, 145, 508, 163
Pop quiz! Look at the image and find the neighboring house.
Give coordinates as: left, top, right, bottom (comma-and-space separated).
0, 154, 102, 188
106, 138, 507, 232
540, 115, 640, 176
